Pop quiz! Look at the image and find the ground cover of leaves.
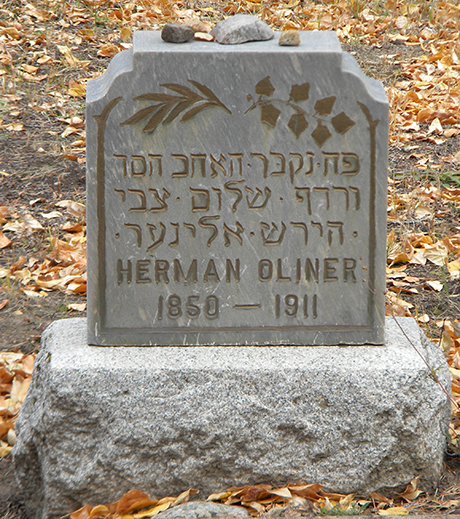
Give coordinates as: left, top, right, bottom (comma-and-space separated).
1, 0, 460, 517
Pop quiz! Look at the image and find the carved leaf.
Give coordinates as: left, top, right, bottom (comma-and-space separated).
122, 81, 231, 131
287, 113, 308, 138
260, 104, 281, 127
120, 105, 159, 126
289, 83, 310, 102
134, 93, 183, 103
143, 104, 170, 133
188, 80, 232, 114
255, 76, 275, 97
181, 101, 216, 122
311, 121, 332, 147
331, 111, 355, 134
162, 100, 193, 125
314, 96, 336, 115
161, 84, 202, 103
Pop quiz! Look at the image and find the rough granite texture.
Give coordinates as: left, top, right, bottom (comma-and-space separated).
13, 317, 450, 519
211, 15, 274, 44
157, 502, 250, 519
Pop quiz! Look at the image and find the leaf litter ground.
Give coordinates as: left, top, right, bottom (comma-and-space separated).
1, 0, 460, 517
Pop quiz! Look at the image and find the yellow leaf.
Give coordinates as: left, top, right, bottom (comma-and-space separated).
132, 502, 170, 519
207, 491, 232, 501
270, 487, 292, 498
447, 258, 460, 277
68, 303, 87, 312
425, 280, 443, 292
69, 79, 86, 98
40, 211, 62, 219
0, 441, 13, 458
56, 200, 86, 217
22, 64, 39, 74
97, 43, 120, 58
0, 232, 12, 249
172, 488, 199, 506
428, 117, 443, 134
379, 507, 408, 515
423, 244, 448, 266
120, 27, 132, 42
339, 494, 355, 507
89, 505, 110, 518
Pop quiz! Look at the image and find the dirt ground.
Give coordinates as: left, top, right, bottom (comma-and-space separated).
1, 9, 460, 519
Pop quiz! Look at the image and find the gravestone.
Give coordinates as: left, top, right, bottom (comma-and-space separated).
86, 30, 387, 346
13, 29, 451, 519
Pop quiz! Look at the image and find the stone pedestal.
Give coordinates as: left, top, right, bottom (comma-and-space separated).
13, 317, 450, 519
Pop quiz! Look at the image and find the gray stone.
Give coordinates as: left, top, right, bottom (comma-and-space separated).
158, 502, 250, 519
162, 24, 194, 43
278, 30, 300, 46
85, 31, 388, 346
211, 15, 274, 45
13, 317, 450, 519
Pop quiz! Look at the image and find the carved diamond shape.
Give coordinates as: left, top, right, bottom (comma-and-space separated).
331, 111, 356, 134
260, 104, 281, 127
288, 113, 308, 138
311, 122, 331, 147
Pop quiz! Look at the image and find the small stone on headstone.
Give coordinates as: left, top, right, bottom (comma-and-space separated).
184, 17, 211, 33
194, 32, 214, 42
161, 23, 194, 43
211, 14, 274, 45
279, 30, 300, 46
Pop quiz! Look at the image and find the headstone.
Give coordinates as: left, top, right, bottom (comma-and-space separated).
13, 29, 451, 519
85, 31, 388, 346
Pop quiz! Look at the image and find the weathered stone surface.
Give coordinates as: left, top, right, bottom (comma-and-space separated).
85, 31, 388, 346
278, 30, 300, 46
211, 15, 274, 45
158, 502, 250, 519
161, 23, 194, 43
13, 317, 450, 519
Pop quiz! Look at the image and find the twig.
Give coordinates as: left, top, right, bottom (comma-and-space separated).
391, 314, 458, 410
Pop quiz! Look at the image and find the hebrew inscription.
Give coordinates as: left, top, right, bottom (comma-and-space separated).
86, 31, 388, 345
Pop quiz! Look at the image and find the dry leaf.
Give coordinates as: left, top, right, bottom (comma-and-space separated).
425, 280, 443, 292
97, 43, 120, 57
0, 232, 12, 249
56, 200, 86, 217
379, 506, 408, 515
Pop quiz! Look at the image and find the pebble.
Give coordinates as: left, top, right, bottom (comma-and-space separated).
194, 32, 214, 42
184, 18, 212, 33
161, 23, 194, 43
278, 30, 300, 46
211, 14, 274, 45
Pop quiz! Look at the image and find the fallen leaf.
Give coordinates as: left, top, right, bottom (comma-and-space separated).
56, 200, 86, 217
68, 303, 86, 311
425, 280, 443, 292
0, 232, 12, 249
379, 506, 408, 515
97, 43, 120, 57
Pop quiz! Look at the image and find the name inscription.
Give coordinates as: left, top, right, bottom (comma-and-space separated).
106, 139, 368, 326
